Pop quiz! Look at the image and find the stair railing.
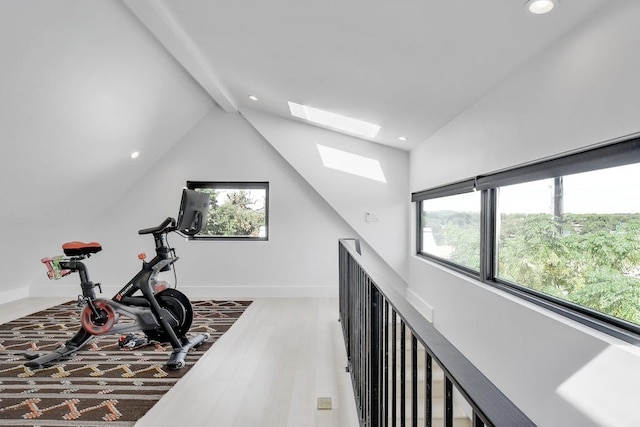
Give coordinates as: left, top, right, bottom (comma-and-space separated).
338, 238, 534, 427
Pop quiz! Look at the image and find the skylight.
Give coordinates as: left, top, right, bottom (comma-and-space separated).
288, 102, 381, 139
317, 144, 386, 183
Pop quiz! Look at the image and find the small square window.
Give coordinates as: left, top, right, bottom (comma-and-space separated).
187, 181, 269, 241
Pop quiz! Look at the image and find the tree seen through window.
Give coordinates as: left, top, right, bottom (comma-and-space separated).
187, 182, 268, 240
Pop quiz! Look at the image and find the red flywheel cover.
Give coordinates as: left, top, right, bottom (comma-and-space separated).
81, 300, 117, 335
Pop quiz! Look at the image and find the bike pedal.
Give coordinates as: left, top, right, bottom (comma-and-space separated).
23, 351, 44, 360
118, 334, 149, 350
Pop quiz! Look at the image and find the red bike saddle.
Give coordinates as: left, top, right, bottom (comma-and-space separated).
62, 241, 102, 256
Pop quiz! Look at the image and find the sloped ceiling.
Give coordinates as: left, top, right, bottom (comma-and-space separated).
1, 1, 213, 228
120, 0, 611, 282
125, 0, 609, 150
0, 0, 615, 292
0, 1, 213, 291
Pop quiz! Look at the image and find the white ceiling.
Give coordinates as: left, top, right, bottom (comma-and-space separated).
124, 0, 609, 150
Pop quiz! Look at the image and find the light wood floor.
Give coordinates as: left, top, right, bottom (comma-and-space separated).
0, 297, 359, 427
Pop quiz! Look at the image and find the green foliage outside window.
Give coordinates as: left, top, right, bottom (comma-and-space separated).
196, 188, 266, 238
423, 211, 481, 270
498, 213, 640, 324
422, 211, 640, 324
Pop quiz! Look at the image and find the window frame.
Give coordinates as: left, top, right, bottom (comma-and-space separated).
186, 180, 269, 241
412, 133, 640, 342
414, 182, 482, 278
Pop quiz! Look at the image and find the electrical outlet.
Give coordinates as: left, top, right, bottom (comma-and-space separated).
365, 212, 380, 223
317, 397, 332, 410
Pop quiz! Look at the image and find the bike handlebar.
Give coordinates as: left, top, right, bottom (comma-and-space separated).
138, 217, 176, 235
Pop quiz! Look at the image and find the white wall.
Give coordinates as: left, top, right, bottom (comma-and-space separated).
242, 108, 410, 282
5, 1, 406, 301
30, 107, 357, 299
0, 0, 213, 298
411, 1, 640, 192
409, 1, 640, 426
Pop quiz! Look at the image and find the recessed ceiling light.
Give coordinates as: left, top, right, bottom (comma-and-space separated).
130, 151, 140, 159
288, 101, 381, 139
398, 136, 408, 142
525, 0, 558, 15
248, 95, 258, 101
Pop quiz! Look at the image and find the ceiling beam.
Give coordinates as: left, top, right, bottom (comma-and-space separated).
122, 0, 238, 112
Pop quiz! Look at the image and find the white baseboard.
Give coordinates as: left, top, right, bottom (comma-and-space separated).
28, 284, 338, 299
405, 288, 434, 323
178, 286, 337, 299
0, 287, 30, 304
29, 284, 79, 299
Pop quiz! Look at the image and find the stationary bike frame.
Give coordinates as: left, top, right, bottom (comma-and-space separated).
27, 217, 207, 370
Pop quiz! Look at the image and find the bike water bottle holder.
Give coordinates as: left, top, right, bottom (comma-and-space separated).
41, 256, 70, 280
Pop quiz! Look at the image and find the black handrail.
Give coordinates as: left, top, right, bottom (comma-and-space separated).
338, 238, 534, 427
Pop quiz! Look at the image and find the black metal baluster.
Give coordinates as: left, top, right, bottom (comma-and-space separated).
400, 320, 406, 427
445, 377, 453, 427
365, 275, 371, 423
392, 310, 397, 427
425, 353, 432, 427
371, 286, 382, 427
384, 300, 389, 427
352, 260, 360, 420
354, 268, 367, 421
411, 335, 418, 427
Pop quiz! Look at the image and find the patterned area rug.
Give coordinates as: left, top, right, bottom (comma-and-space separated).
0, 299, 251, 426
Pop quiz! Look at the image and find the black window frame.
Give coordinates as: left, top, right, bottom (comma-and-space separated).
412, 133, 640, 343
413, 179, 482, 278
187, 180, 269, 241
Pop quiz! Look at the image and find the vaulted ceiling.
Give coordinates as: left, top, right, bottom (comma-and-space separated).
0, 0, 616, 291
124, 0, 608, 150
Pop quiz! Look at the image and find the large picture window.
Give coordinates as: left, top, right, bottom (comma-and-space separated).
413, 135, 640, 337
497, 165, 640, 325
187, 181, 268, 240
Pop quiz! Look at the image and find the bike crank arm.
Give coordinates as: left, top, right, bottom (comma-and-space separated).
81, 298, 179, 336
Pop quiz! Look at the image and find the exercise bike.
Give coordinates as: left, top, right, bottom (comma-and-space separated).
24, 189, 210, 370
